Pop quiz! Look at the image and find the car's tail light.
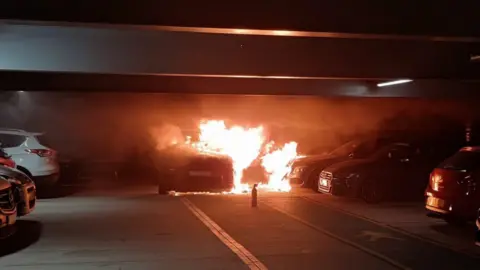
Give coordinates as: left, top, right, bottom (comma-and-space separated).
25, 149, 54, 157
430, 173, 443, 192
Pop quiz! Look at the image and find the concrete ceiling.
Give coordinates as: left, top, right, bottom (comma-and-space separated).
0, 2, 479, 96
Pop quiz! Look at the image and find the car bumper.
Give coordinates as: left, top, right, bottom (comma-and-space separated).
33, 173, 59, 186
15, 183, 36, 216
288, 176, 304, 186
425, 192, 478, 219
318, 177, 351, 196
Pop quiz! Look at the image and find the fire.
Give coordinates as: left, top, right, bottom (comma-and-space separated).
189, 120, 297, 193
261, 142, 297, 192
193, 120, 265, 192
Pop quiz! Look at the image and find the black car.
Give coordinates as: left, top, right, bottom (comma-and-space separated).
153, 145, 234, 193
318, 142, 449, 203
288, 138, 394, 190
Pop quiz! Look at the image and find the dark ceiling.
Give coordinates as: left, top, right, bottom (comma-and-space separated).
0, 1, 479, 96
3, 1, 480, 37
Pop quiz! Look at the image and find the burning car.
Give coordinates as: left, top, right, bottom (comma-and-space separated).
154, 145, 234, 193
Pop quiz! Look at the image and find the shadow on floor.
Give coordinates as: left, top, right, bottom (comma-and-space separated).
430, 222, 476, 240
36, 185, 85, 199
0, 220, 42, 257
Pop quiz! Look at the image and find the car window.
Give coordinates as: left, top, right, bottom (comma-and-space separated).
329, 141, 358, 156
388, 146, 412, 160
439, 151, 480, 171
0, 134, 26, 148
35, 135, 52, 148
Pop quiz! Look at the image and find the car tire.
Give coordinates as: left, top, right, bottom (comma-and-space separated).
360, 179, 383, 204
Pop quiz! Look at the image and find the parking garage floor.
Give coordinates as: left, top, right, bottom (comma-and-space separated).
1, 187, 479, 270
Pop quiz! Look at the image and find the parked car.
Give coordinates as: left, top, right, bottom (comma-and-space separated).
0, 129, 59, 187
0, 166, 36, 216
288, 137, 396, 190
318, 142, 449, 203
0, 147, 15, 168
0, 178, 16, 233
153, 145, 234, 193
426, 147, 480, 224
476, 208, 480, 247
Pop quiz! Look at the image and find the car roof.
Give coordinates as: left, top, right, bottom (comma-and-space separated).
0, 129, 42, 136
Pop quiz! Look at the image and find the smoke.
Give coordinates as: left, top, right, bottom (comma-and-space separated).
149, 124, 185, 151
0, 92, 474, 160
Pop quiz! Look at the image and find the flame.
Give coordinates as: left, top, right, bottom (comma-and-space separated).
261, 142, 297, 192
192, 120, 265, 192
167, 120, 298, 193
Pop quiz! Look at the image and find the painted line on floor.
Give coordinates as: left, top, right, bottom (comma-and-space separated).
181, 197, 268, 270
301, 196, 480, 259
263, 200, 411, 270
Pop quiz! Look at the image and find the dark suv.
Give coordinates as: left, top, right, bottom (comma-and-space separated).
319, 143, 446, 203
426, 147, 480, 223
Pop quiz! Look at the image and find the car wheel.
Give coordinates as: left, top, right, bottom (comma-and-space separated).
360, 179, 382, 204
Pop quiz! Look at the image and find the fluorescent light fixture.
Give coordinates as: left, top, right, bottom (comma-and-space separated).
377, 79, 412, 87
18, 90, 24, 93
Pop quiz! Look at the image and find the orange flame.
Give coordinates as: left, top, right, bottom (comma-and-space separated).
261, 141, 297, 192
192, 120, 265, 192
183, 120, 297, 193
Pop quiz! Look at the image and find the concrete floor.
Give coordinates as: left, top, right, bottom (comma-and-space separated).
0, 186, 479, 269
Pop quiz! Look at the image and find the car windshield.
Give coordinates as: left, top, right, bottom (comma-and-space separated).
329, 141, 359, 156
438, 151, 480, 171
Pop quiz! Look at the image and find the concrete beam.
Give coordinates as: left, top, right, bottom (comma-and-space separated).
0, 22, 478, 79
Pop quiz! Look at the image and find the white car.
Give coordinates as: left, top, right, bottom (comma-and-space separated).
0, 129, 59, 187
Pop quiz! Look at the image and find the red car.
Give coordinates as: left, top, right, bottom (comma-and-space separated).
426, 147, 480, 224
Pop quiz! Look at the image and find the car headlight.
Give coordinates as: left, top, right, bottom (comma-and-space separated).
5, 178, 22, 185
291, 166, 305, 175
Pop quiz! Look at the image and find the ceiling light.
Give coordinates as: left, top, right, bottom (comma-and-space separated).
377, 79, 413, 87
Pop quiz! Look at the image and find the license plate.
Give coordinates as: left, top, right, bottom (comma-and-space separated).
189, 171, 213, 177
427, 197, 445, 208
320, 178, 329, 186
